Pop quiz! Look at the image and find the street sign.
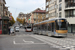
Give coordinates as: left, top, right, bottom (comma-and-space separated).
29, 19, 30, 20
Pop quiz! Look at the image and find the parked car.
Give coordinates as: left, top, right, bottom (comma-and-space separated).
15, 26, 19, 32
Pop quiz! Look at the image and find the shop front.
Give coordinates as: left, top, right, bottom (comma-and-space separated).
0, 19, 2, 34
2, 17, 9, 34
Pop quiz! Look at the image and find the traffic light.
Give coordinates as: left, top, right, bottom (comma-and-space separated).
29, 19, 30, 20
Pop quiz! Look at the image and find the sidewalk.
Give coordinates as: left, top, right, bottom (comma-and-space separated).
67, 33, 75, 38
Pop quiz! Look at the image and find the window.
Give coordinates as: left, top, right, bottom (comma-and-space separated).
46, 8, 48, 12
36, 17, 38, 19
59, 0, 62, 2
46, 2, 49, 6
49, 6, 55, 11
68, 24, 71, 33
59, 12, 61, 18
59, 4, 62, 11
65, 9, 75, 18
55, 5, 57, 8
73, 24, 75, 32
37, 13, 38, 15
46, 14, 48, 18
65, 0, 75, 7
73, 10, 75, 16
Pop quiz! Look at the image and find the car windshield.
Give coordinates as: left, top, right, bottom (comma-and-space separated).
16, 27, 19, 28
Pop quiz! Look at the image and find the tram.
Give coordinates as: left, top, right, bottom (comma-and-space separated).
33, 18, 68, 37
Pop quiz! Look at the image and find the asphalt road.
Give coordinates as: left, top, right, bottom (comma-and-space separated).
0, 28, 59, 50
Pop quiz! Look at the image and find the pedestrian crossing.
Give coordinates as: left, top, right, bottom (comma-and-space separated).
30, 35, 75, 50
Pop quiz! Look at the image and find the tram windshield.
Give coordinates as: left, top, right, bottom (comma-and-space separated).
56, 19, 67, 30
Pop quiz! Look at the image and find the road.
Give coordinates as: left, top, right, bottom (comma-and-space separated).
0, 28, 59, 50
0, 21, 75, 50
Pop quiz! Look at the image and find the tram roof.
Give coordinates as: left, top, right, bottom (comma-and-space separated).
34, 18, 66, 25
41, 18, 66, 23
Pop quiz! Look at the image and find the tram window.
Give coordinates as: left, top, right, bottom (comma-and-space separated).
44, 24, 47, 31
48, 23, 52, 31
56, 22, 67, 30
52, 23, 54, 32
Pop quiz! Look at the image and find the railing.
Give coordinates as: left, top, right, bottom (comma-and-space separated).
65, 15, 75, 18
65, 2, 75, 8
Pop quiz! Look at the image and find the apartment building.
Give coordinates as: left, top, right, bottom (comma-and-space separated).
0, 0, 10, 34
18, 12, 31, 24
46, 0, 57, 20
0, 0, 6, 16
26, 13, 31, 23
32, 8, 46, 23
57, 0, 75, 33
46, 0, 75, 33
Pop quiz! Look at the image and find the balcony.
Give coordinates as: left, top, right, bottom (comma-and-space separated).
46, 2, 49, 7
65, 9, 75, 18
46, 0, 49, 2
65, 0, 75, 8
46, 14, 49, 18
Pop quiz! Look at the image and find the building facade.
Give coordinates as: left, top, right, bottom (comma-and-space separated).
0, 0, 6, 16
46, 0, 57, 20
0, 0, 10, 34
57, 0, 75, 33
32, 8, 46, 23
46, 0, 75, 33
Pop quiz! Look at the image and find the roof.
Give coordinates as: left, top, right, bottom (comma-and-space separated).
34, 18, 66, 25
33, 10, 46, 13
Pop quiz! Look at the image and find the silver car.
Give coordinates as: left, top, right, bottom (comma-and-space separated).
15, 27, 19, 32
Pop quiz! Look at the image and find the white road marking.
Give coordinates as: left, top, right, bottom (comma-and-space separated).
13, 43, 46, 45
13, 41, 16, 44
30, 35, 61, 48
23, 39, 34, 43
13, 38, 16, 44
13, 38, 46, 45
31, 35, 75, 50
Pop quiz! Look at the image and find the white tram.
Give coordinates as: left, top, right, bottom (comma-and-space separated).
33, 18, 68, 37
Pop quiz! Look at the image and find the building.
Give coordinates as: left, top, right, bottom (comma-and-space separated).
0, 0, 6, 16
32, 8, 46, 23
0, 0, 10, 34
26, 13, 31, 23
30, 13, 34, 24
46, 0, 75, 33
46, 0, 57, 20
17, 12, 31, 25
57, 0, 75, 33
18, 12, 25, 20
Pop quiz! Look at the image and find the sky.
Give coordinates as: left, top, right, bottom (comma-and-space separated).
5, 0, 45, 21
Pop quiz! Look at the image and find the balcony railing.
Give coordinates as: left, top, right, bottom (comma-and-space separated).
65, 15, 75, 18
46, 2, 49, 6
65, 2, 75, 8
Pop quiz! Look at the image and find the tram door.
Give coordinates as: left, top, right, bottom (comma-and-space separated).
52, 23, 54, 32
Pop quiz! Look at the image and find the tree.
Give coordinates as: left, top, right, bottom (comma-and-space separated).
10, 16, 15, 25
22, 18, 25, 25
17, 17, 24, 24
